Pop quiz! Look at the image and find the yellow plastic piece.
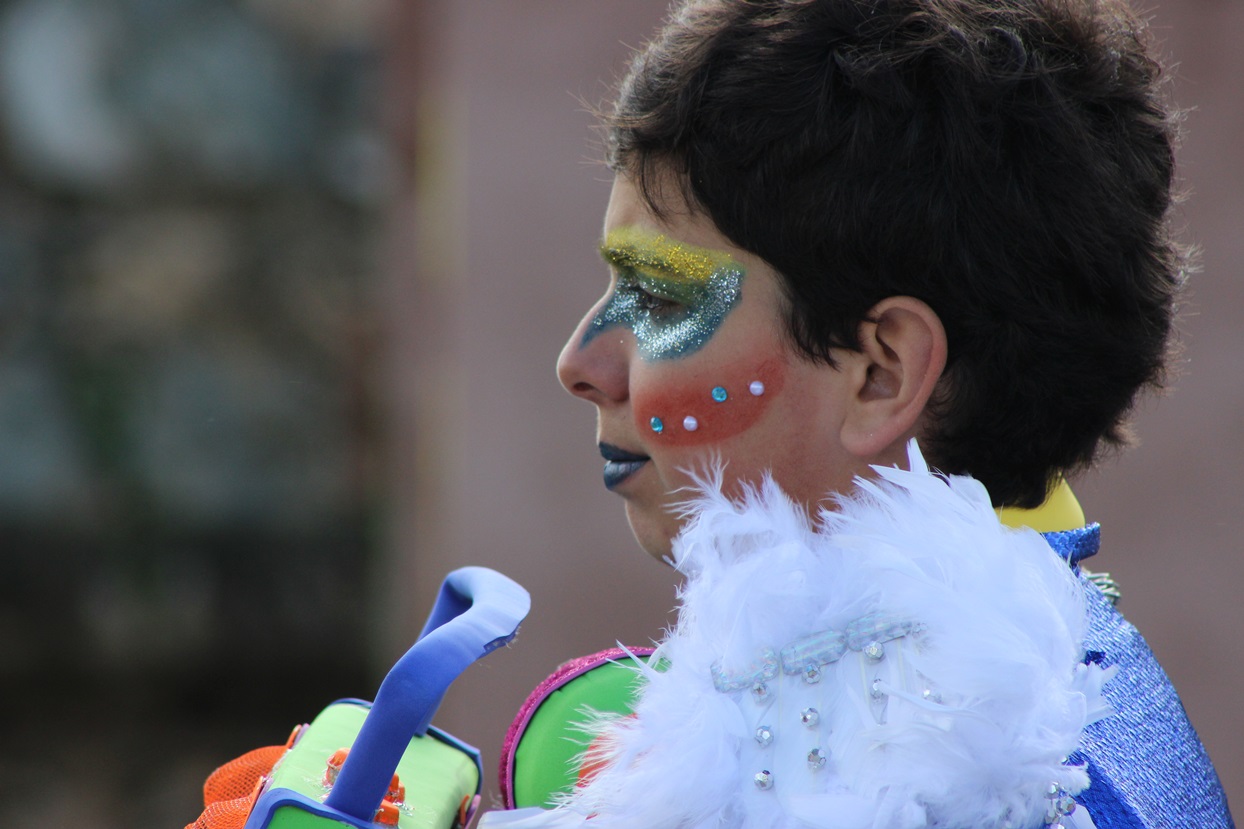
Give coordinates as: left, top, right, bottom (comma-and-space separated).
997, 478, 1085, 533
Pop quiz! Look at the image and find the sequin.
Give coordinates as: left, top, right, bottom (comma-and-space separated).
779, 612, 917, 678
711, 649, 779, 693
845, 613, 921, 650
807, 748, 827, 770
800, 707, 819, 727
755, 726, 773, 747
754, 770, 773, 790
1041, 783, 1080, 828
779, 628, 846, 676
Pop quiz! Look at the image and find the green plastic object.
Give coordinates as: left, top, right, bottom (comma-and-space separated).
263, 700, 479, 829
261, 807, 323, 829
512, 655, 650, 809
216, 567, 528, 829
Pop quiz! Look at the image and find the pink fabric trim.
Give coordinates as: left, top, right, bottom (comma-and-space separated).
498, 646, 655, 809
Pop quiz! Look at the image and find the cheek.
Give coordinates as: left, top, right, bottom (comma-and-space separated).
634, 359, 786, 447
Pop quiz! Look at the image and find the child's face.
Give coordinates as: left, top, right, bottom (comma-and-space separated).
557, 174, 875, 560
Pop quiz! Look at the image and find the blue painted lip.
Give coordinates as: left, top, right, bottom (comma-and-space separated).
600, 443, 649, 490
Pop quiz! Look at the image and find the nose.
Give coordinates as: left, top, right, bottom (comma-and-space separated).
557, 304, 631, 405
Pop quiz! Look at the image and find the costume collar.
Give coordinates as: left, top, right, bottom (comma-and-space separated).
527, 441, 1108, 829
997, 479, 1099, 566
997, 478, 1084, 532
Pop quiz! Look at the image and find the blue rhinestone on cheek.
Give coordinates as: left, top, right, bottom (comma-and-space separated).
711, 386, 728, 402
650, 417, 664, 434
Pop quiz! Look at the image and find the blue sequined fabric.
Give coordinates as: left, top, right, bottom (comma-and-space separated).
1040, 527, 1235, 829
1043, 523, 1101, 567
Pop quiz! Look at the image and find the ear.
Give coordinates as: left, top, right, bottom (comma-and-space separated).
839, 296, 947, 458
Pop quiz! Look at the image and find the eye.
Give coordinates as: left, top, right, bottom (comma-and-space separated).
627, 283, 683, 316
614, 269, 685, 317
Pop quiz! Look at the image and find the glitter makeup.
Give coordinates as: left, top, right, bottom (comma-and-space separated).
583, 227, 745, 361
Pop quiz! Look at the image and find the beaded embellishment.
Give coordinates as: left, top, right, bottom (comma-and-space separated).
709, 648, 779, 694
710, 613, 921, 693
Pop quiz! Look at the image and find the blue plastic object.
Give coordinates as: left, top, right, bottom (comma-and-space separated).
243, 566, 531, 829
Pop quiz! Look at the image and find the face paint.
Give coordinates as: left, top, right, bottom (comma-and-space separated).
634, 359, 786, 447
583, 227, 744, 361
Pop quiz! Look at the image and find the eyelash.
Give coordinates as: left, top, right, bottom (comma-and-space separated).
611, 267, 685, 317
625, 282, 682, 316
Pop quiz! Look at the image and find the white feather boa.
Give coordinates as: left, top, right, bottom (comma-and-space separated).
484, 442, 1112, 829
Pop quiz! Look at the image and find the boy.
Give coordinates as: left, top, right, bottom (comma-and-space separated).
496, 1, 1233, 827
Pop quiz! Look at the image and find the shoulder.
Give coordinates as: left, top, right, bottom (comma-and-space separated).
500, 647, 655, 810
1073, 579, 1234, 828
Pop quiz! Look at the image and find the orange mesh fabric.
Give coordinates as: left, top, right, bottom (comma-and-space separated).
189, 796, 260, 829
203, 745, 286, 804
186, 744, 286, 829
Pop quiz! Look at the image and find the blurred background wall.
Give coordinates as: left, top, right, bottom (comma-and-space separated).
0, 1, 1239, 827
0, 0, 388, 825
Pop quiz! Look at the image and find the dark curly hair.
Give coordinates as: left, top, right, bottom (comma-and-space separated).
607, 0, 1183, 508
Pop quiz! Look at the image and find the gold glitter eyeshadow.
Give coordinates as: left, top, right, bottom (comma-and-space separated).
601, 227, 736, 285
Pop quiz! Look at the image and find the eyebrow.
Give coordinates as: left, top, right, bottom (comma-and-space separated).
600, 227, 734, 284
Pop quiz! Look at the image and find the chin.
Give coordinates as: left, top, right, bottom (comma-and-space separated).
624, 503, 680, 565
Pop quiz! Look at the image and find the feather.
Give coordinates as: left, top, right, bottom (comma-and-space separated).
481, 441, 1112, 829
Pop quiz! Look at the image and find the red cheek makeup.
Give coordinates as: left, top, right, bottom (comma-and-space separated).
636, 359, 785, 447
